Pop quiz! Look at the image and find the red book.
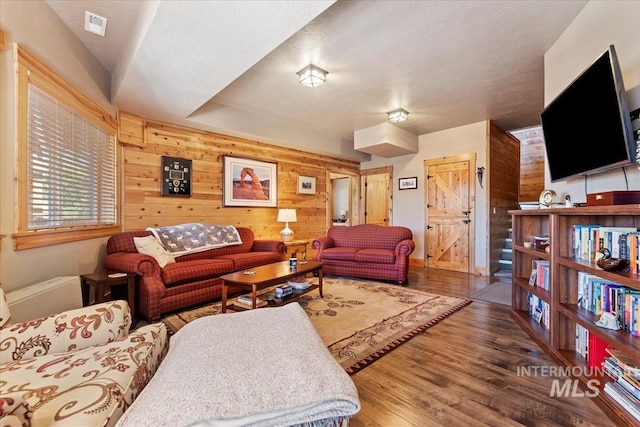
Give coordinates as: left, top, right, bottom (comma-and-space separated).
588, 332, 613, 368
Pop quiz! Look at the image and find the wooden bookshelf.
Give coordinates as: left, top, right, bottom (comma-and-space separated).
510, 205, 640, 426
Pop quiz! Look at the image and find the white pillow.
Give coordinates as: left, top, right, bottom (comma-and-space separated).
134, 236, 176, 268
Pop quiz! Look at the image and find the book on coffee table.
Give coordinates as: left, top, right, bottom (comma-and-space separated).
287, 278, 310, 290
234, 298, 268, 309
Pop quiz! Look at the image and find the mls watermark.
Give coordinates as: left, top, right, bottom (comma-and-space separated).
517, 365, 606, 398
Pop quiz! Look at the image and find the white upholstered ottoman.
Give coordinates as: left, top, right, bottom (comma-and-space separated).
116, 303, 360, 427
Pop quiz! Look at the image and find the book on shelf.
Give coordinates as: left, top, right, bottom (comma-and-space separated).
588, 332, 614, 368
606, 348, 640, 377
604, 382, 640, 422
618, 373, 640, 401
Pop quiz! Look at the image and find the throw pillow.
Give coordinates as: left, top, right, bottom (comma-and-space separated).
133, 236, 176, 268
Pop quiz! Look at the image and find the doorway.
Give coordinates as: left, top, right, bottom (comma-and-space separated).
327, 171, 359, 230
360, 167, 392, 226
424, 154, 475, 273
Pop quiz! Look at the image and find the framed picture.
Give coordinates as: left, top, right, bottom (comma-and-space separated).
399, 176, 418, 190
161, 156, 192, 196
223, 156, 277, 207
297, 175, 316, 195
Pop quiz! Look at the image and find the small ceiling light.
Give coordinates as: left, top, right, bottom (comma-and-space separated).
297, 64, 328, 88
387, 108, 409, 122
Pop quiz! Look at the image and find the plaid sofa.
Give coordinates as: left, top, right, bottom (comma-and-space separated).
104, 227, 285, 320
311, 224, 415, 284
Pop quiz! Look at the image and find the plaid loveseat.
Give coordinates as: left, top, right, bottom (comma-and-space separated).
311, 224, 415, 284
104, 227, 285, 320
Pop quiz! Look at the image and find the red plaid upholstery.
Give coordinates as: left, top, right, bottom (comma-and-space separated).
104, 227, 285, 320
312, 224, 415, 284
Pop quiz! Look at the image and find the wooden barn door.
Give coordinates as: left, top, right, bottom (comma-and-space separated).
424, 154, 475, 273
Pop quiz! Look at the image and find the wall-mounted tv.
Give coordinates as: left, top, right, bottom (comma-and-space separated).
540, 45, 636, 182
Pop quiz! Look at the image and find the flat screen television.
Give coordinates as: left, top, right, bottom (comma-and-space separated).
540, 45, 636, 182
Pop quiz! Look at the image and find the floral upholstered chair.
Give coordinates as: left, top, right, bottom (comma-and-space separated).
0, 285, 168, 427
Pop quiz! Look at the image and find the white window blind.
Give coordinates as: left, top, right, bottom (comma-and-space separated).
27, 84, 116, 229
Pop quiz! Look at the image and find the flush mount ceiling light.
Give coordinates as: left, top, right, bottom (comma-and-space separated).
296, 64, 328, 88
85, 11, 107, 36
387, 108, 409, 123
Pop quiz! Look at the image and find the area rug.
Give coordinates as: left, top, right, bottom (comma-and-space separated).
470, 281, 512, 306
163, 277, 472, 374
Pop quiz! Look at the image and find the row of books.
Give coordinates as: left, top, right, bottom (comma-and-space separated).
573, 224, 640, 271
575, 324, 614, 368
527, 292, 549, 329
577, 272, 640, 335
603, 348, 640, 422
528, 259, 550, 290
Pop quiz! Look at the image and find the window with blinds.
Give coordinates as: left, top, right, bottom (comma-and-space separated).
27, 84, 117, 229
15, 45, 119, 249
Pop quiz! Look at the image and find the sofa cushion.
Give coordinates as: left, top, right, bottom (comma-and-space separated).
217, 252, 284, 271
318, 247, 359, 262
354, 248, 396, 264
161, 259, 235, 286
134, 235, 176, 268
0, 322, 167, 427
328, 224, 412, 250
106, 230, 153, 254
0, 300, 131, 364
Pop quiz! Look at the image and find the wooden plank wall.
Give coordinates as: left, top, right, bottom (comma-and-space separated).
488, 121, 520, 275
510, 126, 545, 202
119, 112, 360, 242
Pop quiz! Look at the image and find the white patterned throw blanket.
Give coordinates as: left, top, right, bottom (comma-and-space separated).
116, 303, 360, 427
147, 223, 243, 257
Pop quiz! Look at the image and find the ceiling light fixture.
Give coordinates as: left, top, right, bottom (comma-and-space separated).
296, 64, 328, 88
387, 108, 409, 122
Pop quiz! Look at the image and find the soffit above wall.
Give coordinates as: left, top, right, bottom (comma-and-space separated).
354, 122, 418, 158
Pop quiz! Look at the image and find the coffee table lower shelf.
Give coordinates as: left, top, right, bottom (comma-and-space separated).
220, 260, 323, 313
227, 285, 319, 311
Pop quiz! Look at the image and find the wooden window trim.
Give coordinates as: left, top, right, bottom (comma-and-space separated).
13, 44, 120, 250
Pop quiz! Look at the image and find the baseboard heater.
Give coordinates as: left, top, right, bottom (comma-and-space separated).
5, 276, 82, 323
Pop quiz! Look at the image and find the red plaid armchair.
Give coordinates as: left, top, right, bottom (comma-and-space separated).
312, 224, 415, 284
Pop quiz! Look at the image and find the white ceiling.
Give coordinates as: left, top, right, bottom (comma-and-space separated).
45, 0, 588, 161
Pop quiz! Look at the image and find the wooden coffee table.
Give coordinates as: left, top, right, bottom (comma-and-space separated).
220, 260, 323, 313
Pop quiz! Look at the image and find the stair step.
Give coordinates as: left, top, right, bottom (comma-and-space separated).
498, 259, 512, 267
501, 249, 512, 260
494, 270, 512, 278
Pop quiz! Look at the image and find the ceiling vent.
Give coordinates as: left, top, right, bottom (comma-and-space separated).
354, 122, 418, 158
84, 11, 107, 36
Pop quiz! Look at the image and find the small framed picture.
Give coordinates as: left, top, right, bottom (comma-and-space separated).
399, 176, 417, 190
297, 175, 316, 195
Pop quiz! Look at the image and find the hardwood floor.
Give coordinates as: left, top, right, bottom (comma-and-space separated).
348, 267, 616, 427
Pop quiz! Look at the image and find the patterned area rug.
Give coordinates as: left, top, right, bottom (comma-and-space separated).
163, 277, 472, 374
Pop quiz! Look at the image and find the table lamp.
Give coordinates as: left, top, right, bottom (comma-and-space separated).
277, 208, 297, 242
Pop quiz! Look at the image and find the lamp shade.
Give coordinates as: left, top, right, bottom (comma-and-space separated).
277, 209, 297, 223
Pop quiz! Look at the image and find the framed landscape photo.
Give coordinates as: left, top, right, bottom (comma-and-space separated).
297, 175, 316, 195
399, 176, 417, 190
223, 156, 277, 207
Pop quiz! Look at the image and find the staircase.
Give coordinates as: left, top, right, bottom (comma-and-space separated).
494, 228, 512, 283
